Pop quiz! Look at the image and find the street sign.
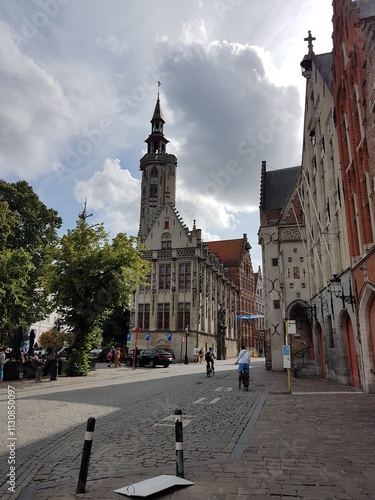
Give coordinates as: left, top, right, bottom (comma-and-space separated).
167, 332, 172, 341
145, 333, 150, 342
282, 345, 291, 369
127, 333, 131, 342
286, 320, 296, 335
181, 336, 185, 343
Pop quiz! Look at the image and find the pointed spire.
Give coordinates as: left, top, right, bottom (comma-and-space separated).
152, 81, 164, 123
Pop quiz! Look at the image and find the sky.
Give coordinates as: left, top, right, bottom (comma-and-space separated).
0, 0, 334, 270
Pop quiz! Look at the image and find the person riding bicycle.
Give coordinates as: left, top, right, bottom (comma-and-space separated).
235, 344, 251, 381
205, 347, 215, 372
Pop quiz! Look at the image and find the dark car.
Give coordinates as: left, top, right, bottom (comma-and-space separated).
124, 348, 173, 368
155, 346, 176, 362
88, 349, 107, 362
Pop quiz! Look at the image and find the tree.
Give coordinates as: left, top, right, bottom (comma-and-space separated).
43, 206, 150, 375
0, 181, 62, 344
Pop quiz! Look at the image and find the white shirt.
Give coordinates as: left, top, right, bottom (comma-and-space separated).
236, 349, 251, 364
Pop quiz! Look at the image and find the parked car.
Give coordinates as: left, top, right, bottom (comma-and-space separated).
57, 347, 71, 358
88, 348, 107, 362
156, 346, 176, 362
124, 348, 173, 368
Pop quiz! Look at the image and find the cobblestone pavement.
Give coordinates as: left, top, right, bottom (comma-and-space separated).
1, 360, 375, 499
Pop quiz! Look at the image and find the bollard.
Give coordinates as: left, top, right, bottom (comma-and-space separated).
35, 366, 43, 383
175, 409, 184, 478
76, 417, 96, 494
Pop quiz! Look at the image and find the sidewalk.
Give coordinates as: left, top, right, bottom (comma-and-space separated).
18, 364, 375, 500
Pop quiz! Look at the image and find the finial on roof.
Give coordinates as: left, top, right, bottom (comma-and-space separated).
157, 80, 161, 99
304, 30, 316, 56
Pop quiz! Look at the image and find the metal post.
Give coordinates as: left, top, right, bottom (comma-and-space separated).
184, 326, 189, 365
175, 409, 184, 478
76, 417, 96, 494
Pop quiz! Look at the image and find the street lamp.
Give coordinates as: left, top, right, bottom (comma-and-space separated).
184, 325, 190, 365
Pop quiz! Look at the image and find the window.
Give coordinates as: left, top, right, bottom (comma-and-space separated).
273, 300, 280, 309
158, 303, 170, 330
161, 240, 172, 249
164, 218, 170, 229
271, 258, 278, 267
178, 303, 190, 329
151, 167, 158, 177
138, 304, 150, 330
159, 264, 171, 290
140, 273, 151, 291
178, 263, 191, 289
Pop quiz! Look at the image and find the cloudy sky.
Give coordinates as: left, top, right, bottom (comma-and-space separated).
0, 0, 334, 269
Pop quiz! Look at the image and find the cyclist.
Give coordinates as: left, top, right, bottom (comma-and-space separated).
235, 344, 251, 382
205, 347, 215, 373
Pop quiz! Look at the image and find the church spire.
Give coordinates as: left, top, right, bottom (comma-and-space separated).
138, 85, 178, 242
145, 84, 169, 154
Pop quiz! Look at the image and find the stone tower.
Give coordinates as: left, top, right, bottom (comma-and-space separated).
138, 92, 178, 242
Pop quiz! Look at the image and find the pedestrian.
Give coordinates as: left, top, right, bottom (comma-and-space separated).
135, 346, 141, 367
198, 347, 204, 363
114, 348, 122, 368
193, 345, 199, 363
0, 347, 9, 382
107, 346, 115, 367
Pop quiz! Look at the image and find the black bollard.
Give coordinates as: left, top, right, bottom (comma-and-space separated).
175, 409, 184, 478
76, 417, 96, 494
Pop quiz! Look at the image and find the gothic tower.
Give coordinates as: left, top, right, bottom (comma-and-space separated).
138, 91, 177, 242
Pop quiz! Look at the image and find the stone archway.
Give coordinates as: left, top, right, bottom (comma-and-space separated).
287, 302, 315, 375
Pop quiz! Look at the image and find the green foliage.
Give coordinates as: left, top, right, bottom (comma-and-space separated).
65, 349, 90, 377
0, 181, 62, 342
43, 207, 150, 375
102, 307, 130, 347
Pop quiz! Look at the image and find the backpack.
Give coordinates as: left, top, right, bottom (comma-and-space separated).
205, 351, 211, 362
106, 351, 112, 361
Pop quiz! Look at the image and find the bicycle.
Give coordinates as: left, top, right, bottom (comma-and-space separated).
238, 367, 249, 390
206, 362, 214, 377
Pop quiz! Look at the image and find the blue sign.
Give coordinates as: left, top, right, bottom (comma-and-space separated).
167, 332, 172, 341
145, 333, 150, 342
127, 333, 131, 342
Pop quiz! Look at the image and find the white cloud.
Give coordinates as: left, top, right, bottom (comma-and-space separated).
95, 35, 129, 56
74, 158, 141, 234
0, 21, 76, 178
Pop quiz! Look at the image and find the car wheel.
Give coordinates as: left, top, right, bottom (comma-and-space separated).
163, 363, 169, 368
125, 359, 132, 367
148, 359, 155, 368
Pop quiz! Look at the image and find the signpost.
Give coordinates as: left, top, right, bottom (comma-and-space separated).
167, 332, 172, 349
145, 332, 150, 348
284, 320, 296, 393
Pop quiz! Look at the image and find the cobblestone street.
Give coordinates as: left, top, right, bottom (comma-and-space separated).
1, 359, 375, 499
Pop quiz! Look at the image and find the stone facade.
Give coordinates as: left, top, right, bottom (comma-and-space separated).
130, 95, 239, 361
